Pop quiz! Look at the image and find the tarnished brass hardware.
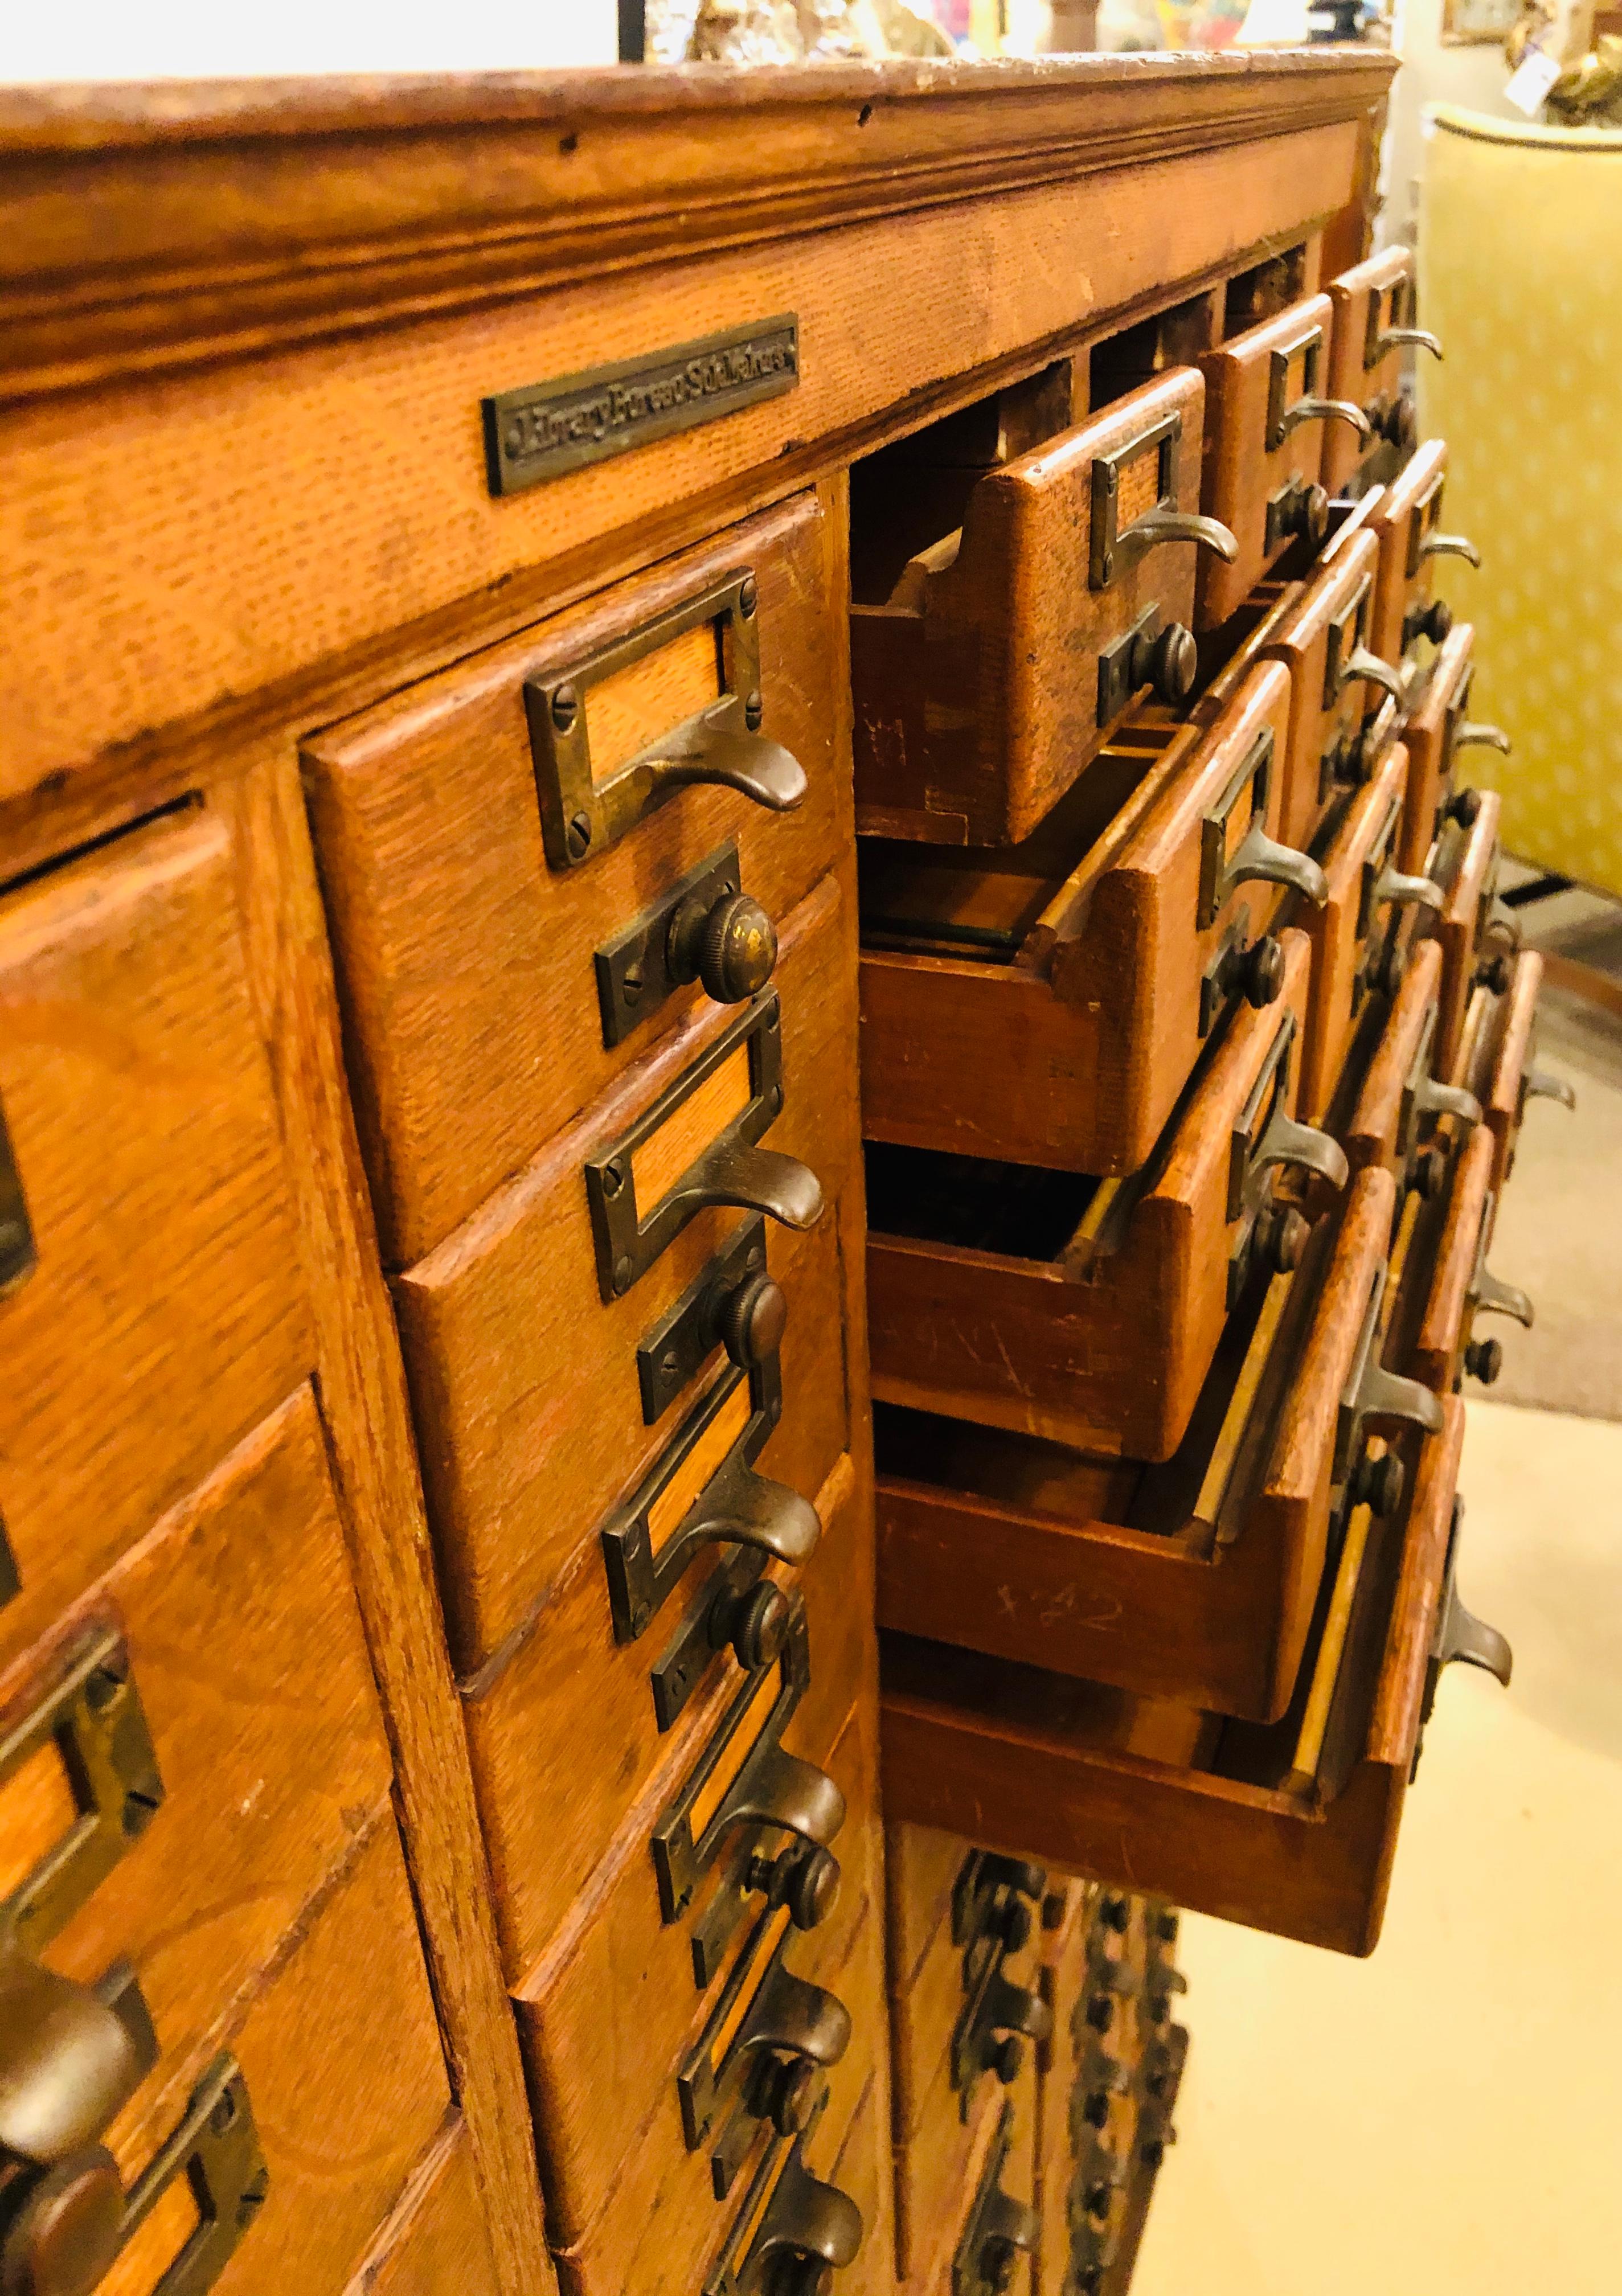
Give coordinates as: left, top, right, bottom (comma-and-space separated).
1455, 721, 1510, 756
0, 1951, 158, 2171
636, 1216, 784, 1426
1089, 413, 1236, 586
0, 2143, 125, 2296
953, 2107, 1038, 2296
1366, 390, 1418, 454
600, 1358, 818, 1645
678, 1913, 850, 2158
526, 572, 806, 873
949, 1937, 1050, 2110
1198, 912, 1284, 1037
1477, 950, 1514, 996
1371, 860, 1444, 916
1464, 1336, 1502, 1384
1523, 1067, 1576, 1113
1264, 474, 1329, 555
584, 991, 822, 1301
1225, 1011, 1346, 1305
1266, 368, 1371, 455
1320, 588, 1378, 707
688, 1831, 841, 1992
1445, 786, 1482, 829
710, 1580, 793, 1677
113, 2055, 267, 2296
1, 1633, 165, 1963
1484, 896, 1522, 956
1198, 731, 1326, 929
1365, 284, 1443, 368
1069, 2146, 1125, 2230
703, 2088, 861, 2296
1335, 1269, 1445, 1484
596, 844, 776, 1048
1347, 1449, 1406, 1521
650, 1547, 769, 1735
1340, 646, 1405, 709
1420, 532, 1479, 568
1415, 1502, 1511, 1779
1468, 1220, 1534, 1333
1403, 596, 1452, 650
651, 1602, 842, 1924
950, 1854, 1045, 1955
0, 1093, 34, 1302
1096, 606, 1198, 727
1366, 936, 1408, 1003
1411, 1072, 1482, 1133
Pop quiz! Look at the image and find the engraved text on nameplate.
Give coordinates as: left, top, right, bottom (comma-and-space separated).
481, 318, 800, 496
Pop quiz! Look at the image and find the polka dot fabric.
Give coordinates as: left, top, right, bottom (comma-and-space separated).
1419, 106, 1622, 896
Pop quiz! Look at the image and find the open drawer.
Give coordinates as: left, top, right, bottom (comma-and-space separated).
1337, 940, 1481, 1200
1396, 622, 1508, 875
859, 661, 1325, 1178
880, 1396, 1478, 1958
1194, 293, 1374, 629
1366, 440, 1479, 670
1424, 788, 1518, 1080
865, 931, 1345, 1462
849, 368, 1239, 847
1297, 741, 1442, 1127
1322, 245, 1440, 495
1389, 1120, 1533, 1399
1252, 519, 1401, 854
873, 1166, 1443, 1725
1454, 950, 1574, 1192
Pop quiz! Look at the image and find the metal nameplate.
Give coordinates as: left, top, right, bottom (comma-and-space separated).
116, 2054, 269, 2294
1404, 463, 1448, 578
1088, 412, 1180, 589
1264, 325, 1324, 452
1198, 730, 1273, 931
482, 317, 800, 497
1, 1627, 165, 1959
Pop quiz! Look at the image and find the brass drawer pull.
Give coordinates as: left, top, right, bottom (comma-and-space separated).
1095, 606, 1198, 726
1269, 393, 1371, 450
1266, 328, 1371, 452
526, 571, 806, 873
1, 1632, 165, 1962
1415, 1500, 1511, 1777
1371, 861, 1444, 916
1454, 720, 1509, 755
637, 1216, 787, 1426
585, 991, 822, 1301
1523, 1067, 1576, 1113
703, 2088, 862, 2296
1413, 1075, 1483, 1131
1420, 531, 1478, 568
1088, 408, 1238, 588
1336, 1267, 1445, 1483
1199, 731, 1326, 930
953, 2105, 1038, 2296
1375, 323, 1443, 362
679, 1915, 850, 2156
951, 1933, 1051, 2103
601, 1344, 818, 1648
0, 1950, 158, 2173
651, 1600, 842, 1925
1340, 646, 1405, 710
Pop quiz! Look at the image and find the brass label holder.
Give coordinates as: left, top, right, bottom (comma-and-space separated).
1264, 325, 1325, 452
678, 1907, 850, 2179
1088, 413, 1181, 588
702, 2085, 863, 2296
525, 569, 808, 874
116, 2054, 269, 2295
651, 1602, 842, 1924
1, 1627, 165, 1961
952, 2104, 1038, 2296
584, 989, 821, 1301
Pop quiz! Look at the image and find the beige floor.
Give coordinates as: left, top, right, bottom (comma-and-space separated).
1134, 886, 1622, 2295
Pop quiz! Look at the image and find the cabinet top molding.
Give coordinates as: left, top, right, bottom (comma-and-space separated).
0, 51, 1394, 403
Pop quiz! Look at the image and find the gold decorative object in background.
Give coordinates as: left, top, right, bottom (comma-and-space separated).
1440, 0, 1521, 44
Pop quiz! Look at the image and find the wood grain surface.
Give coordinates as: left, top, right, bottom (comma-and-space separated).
1322, 245, 1412, 495
1396, 618, 1472, 875
0, 805, 313, 1678
1412, 1122, 1493, 1394
1481, 951, 1542, 1192
345, 2118, 502, 2296
1428, 788, 1501, 1080
1298, 741, 1410, 1125
1255, 526, 1383, 853
395, 866, 856, 1674
1366, 437, 1452, 669
1195, 293, 1334, 628
304, 491, 846, 1265
1342, 936, 1443, 1181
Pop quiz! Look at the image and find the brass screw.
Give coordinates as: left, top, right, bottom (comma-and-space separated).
566, 812, 593, 860
738, 577, 758, 618
551, 683, 579, 732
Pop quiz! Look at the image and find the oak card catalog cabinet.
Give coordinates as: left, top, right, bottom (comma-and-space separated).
0, 50, 1557, 2296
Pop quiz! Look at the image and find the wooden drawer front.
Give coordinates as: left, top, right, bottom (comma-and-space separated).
877, 1165, 1404, 1728
0, 809, 313, 1676
513, 1674, 876, 2250
547, 1834, 883, 2296
817, 2076, 891, 2296
468, 1442, 866, 1991
1256, 527, 1396, 854
1195, 294, 1365, 628
881, 1395, 1469, 1959
0, 1387, 394, 2186
1396, 621, 1497, 876
895, 2047, 1006, 2287
850, 369, 1239, 848
1367, 440, 1477, 667
867, 928, 1331, 1464
1468, 952, 1570, 1193
1323, 246, 1435, 494
890, 1852, 1048, 2160
860, 658, 1321, 1179
304, 491, 845, 1268
396, 869, 853, 1676
1407, 1122, 1502, 1396
1299, 743, 1441, 1126
1341, 939, 1467, 1193
95, 1821, 451, 2296
1428, 790, 1513, 1081
345, 2120, 500, 2296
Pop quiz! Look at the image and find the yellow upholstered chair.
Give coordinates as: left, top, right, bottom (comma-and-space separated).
1419, 106, 1622, 899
